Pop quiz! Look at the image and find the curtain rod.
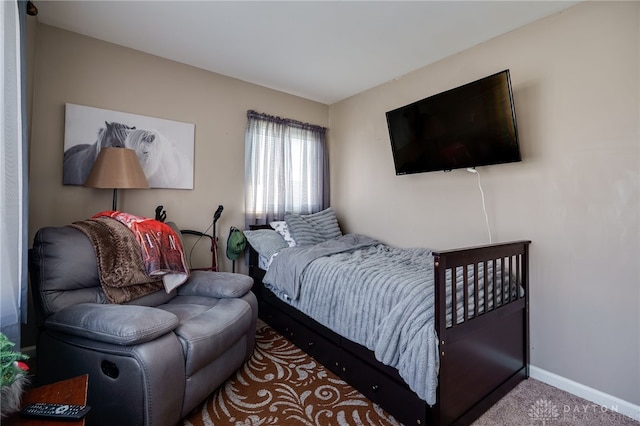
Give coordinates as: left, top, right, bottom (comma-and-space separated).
247, 110, 327, 133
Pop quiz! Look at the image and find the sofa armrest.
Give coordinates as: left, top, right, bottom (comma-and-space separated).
178, 271, 253, 298
45, 303, 179, 345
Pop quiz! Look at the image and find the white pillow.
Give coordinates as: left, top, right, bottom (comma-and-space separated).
270, 221, 296, 247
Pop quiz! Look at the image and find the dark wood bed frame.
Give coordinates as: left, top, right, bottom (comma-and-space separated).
248, 226, 530, 425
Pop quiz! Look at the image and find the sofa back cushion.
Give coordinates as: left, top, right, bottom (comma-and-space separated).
30, 226, 105, 322
29, 226, 175, 324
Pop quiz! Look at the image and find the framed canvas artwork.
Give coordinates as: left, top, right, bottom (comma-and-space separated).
63, 103, 195, 189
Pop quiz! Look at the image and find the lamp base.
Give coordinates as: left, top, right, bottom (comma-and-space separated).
112, 188, 118, 211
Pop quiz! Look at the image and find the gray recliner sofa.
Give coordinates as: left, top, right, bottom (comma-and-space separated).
29, 224, 257, 426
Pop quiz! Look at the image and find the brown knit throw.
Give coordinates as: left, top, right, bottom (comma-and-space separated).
70, 217, 163, 303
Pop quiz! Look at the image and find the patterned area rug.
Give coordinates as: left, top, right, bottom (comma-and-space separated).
182, 324, 400, 426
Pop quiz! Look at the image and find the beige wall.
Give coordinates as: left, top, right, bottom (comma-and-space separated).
329, 2, 639, 405
29, 24, 328, 273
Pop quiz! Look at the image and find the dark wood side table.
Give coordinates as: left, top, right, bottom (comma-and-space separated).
4, 374, 89, 426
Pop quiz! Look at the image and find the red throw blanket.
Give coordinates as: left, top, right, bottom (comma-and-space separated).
94, 211, 189, 293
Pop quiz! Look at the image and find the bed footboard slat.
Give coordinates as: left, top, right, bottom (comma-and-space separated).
463, 264, 469, 322
473, 262, 479, 318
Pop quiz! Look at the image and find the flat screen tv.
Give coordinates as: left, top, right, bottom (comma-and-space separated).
386, 70, 521, 175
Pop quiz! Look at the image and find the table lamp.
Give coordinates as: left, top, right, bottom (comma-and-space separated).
84, 147, 149, 211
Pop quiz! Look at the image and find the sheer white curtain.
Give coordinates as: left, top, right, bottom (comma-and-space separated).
1, 0, 27, 346
244, 110, 328, 229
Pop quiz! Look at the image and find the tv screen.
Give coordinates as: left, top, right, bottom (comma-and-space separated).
386, 70, 521, 175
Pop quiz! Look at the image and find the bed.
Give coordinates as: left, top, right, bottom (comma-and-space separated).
246, 209, 530, 425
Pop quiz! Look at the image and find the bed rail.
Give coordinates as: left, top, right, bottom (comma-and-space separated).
433, 240, 531, 425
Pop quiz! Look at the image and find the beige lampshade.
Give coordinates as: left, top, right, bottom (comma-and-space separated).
84, 148, 149, 189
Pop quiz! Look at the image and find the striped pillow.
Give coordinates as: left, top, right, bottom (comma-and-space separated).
243, 229, 289, 259
285, 208, 342, 247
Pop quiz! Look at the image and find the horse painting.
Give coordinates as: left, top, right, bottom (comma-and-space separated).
124, 129, 192, 189
63, 121, 135, 185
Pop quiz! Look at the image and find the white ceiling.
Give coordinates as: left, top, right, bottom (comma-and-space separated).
35, 1, 580, 105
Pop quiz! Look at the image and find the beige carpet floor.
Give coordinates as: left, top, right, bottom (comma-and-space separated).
473, 378, 639, 426
183, 322, 639, 425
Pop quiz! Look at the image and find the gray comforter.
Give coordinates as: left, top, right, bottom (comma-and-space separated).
263, 234, 439, 405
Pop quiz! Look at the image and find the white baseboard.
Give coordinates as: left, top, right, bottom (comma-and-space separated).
530, 365, 640, 422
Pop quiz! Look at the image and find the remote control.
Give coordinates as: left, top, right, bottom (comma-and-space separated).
21, 402, 91, 421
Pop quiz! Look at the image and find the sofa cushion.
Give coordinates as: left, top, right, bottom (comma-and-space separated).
125, 288, 176, 307
45, 303, 179, 345
160, 297, 253, 376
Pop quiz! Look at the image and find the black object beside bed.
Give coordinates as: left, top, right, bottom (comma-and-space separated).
248, 223, 530, 426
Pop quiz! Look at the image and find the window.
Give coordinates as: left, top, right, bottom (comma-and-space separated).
244, 110, 328, 228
